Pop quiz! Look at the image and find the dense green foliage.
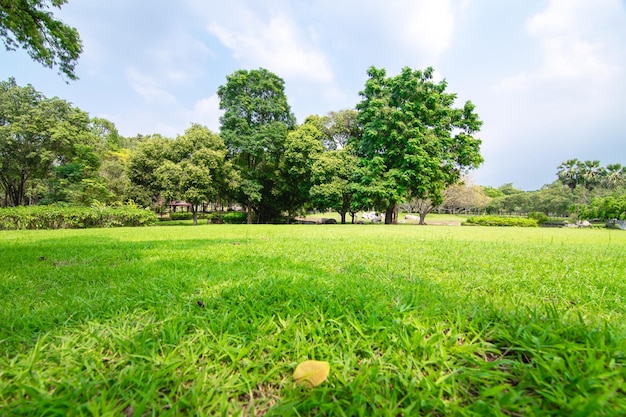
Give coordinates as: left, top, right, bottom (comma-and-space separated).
0, 204, 157, 230
1, 225, 625, 414
465, 215, 538, 227
218, 68, 296, 223
0, 0, 82, 80
578, 195, 626, 220
357, 66, 483, 224
1, 71, 625, 225
154, 124, 237, 225
0, 78, 93, 206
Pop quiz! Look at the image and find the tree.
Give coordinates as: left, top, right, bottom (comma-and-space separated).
276, 120, 324, 219
356, 66, 483, 224
0, 77, 92, 206
441, 179, 490, 215
218, 68, 296, 223
127, 134, 170, 208
579, 160, 603, 192
156, 124, 236, 225
556, 159, 582, 193
0, 0, 82, 80
310, 147, 361, 224
318, 109, 361, 150
603, 163, 626, 189
579, 196, 626, 221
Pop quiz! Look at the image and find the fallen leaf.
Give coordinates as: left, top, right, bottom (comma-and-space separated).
293, 360, 330, 388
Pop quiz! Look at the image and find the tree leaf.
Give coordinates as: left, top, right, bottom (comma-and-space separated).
293, 360, 330, 388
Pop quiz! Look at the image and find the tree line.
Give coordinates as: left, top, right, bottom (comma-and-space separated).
2, 70, 625, 224
1, 67, 485, 224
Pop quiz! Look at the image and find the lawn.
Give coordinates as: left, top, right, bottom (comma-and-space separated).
1, 224, 625, 415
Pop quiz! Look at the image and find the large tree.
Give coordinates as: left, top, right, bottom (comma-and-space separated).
276, 119, 324, 219
217, 68, 296, 223
127, 134, 170, 207
0, 77, 91, 206
156, 124, 237, 225
356, 66, 483, 224
310, 147, 361, 224
0, 0, 82, 80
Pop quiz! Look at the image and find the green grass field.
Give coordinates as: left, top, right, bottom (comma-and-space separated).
1, 224, 625, 416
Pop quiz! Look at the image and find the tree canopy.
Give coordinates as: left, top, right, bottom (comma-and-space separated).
356, 66, 483, 223
4, 66, 626, 225
218, 68, 296, 223
0, 0, 82, 80
0, 77, 93, 206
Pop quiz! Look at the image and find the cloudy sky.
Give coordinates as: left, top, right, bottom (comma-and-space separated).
2, 0, 625, 190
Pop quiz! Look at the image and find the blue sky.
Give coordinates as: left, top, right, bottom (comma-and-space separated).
2, 0, 625, 190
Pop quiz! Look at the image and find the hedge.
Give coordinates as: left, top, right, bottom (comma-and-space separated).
0, 206, 158, 230
464, 216, 538, 227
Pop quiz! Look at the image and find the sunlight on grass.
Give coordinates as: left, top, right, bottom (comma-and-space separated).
1, 225, 625, 415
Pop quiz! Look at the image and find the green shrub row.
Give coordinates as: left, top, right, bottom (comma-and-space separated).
207, 211, 248, 224
464, 215, 538, 227
0, 205, 158, 230
169, 212, 194, 221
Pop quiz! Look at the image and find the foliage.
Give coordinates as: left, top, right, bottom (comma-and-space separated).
276, 121, 325, 218
0, 204, 157, 230
169, 212, 193, 221
356, 66, 483, 224
0, 78, 95, 206
577, 195, 626, 220
1, 226, 625, 415
126, 134, 170, 205
310, 147, 361, 224
441, 180, 490, 214
528, 211, 549, 224
316, 109, 361, 150
0, 0, 82, 80
155, 124, 237, 225
465, 215, 538, 227
218, 68, 296, 223
557, 159, 625, 196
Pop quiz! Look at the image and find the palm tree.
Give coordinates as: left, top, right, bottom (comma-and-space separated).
580, 160, 602, 191
557, 159, 582, 193
604, 163, 625, 189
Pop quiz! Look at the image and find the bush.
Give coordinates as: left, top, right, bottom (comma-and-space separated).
0, 205, 158, 230
169, 212, 194, 221
464, 216, 538, 227
528, 212, 549, 224
207, 211, 247, 224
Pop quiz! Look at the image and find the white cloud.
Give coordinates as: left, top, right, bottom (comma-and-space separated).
385, 0, 455, 61
494, 0, 623, 94
206, 8, 334, 84
126, 67, 177, 104
186, 95, 223, 132
145, 34, 214, 83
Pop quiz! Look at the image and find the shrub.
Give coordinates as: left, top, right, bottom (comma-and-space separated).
169, 212, 194, 221
207, 211, 247, 224
528, 212, 549, 224
0, 205, 158, 230
464, 216, 538, 227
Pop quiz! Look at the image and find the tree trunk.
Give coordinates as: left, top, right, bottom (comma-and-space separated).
385, 205, 398, 224
217, 194, 223, 224
340, 211, 347, 224
419, 212, 426, 225
247, 201, 252, 224
192, 205, 198, 226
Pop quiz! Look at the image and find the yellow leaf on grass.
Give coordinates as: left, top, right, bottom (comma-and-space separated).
293, 360, 330, 388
